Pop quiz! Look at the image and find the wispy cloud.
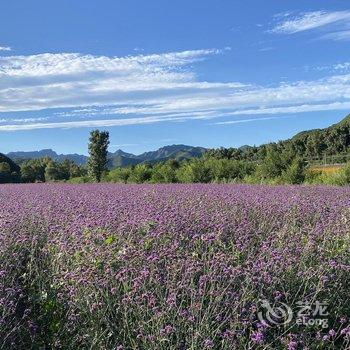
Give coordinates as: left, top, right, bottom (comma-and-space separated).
320, 30, 350, 41
0, 46, 11, 51
110, 143, 140, 148
271, 10, 350, 34
311, 61, 350, 73
0, 115, 191, 131
0, 49, 241, 113
1, 49, 350, 131
110, 138, 176, 150
333, 62, 350, 70
271, 10, 350, 43
215, 116, 283, 125
0, 116, 49, 124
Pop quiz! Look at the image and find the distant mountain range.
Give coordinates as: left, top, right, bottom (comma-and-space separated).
6, 145, 207, 168
5, 114, 350, 171
6, 149, 88, 165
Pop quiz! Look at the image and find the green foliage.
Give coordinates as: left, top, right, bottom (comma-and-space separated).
45, 159, 87, 182
105, 167, 132, 183
19, 157, 87, 183
206, 114, 350, 163
150, 162, 178, 183
305, 171, 345, 186
67, 176, 90, 184
281, 158, 306, 184
105, 157, 255, 184
45, 161, 62, 182
3, 114, 350, 185
176, 159, 212, 183
128, 164, 152, 183
257, 146, 285, 179
305, 162, 350, 186
0, 162, 12, 183
21, 157, 51, 183
87, 130, 110, 182
0, 153, 21, 183
343, 162, 350, 184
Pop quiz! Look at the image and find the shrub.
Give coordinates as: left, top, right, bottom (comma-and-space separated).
281, 158, 306, 184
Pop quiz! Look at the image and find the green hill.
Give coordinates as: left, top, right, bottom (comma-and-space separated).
207, 114, 350, 162
0, 153, 21, 183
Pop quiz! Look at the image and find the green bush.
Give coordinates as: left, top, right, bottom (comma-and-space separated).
343, 162, 350, 184
67, 176, 90, 184
281, 158, 306, 184
150, 163, 177, 183
128, 164, 152, 183
105, 167, 132, 183
176, 159, 212, 183
304, 164, 350, 186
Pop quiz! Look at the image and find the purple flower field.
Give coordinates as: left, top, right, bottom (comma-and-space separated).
0, 184, 349, 349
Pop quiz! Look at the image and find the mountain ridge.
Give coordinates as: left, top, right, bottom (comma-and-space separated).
207, 113, 350, 161
5, 114, 350, 167
6, 144, 207, 168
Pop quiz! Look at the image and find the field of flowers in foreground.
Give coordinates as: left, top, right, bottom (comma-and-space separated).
0, 184, 349, 349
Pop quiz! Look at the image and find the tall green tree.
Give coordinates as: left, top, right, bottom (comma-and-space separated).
87, 130, 110, 182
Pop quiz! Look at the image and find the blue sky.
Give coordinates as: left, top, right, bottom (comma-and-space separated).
1, 0, 350, 154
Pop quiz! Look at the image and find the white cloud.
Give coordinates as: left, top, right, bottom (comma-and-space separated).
218, 101, 350, 117
334, 62, 350, 70
0, 49, 219, 78
0, 115, 191, 131
216, 116, 283, 125
110, 138, 176, 149
1, 100, 350, 131
0, 49, 246, 113
321, 30, 350, 41
271, 10, 350, 34
0, 116, 49, 124
1, 49, 350, 131
0, 46, 11, 51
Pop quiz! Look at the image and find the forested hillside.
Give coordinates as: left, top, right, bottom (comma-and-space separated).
207, 114, 350, 162
2, 114, 350, 185
0, 153, 21, 183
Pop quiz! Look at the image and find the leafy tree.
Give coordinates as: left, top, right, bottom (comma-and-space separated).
128, 164, 152, 183
87, 130, 110, 182
305, 132, 326, 158
258, 146, 285, 179
0, 162, 11, 183
281, 158, 306, 184
58, 159, 87, 180
0, 154, 21, 183
106, 167, 132, 183
343, 162, 350, 184
150, 163, 177, 183
21, 158, 51, 183
176, 159, 212, 183
45, 161, 62, 181
63, 159, 87, 178
20, 157, 86, 183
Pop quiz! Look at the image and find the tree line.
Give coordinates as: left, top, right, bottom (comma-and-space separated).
1, 117, 350, 185
206, 114, 350, 162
